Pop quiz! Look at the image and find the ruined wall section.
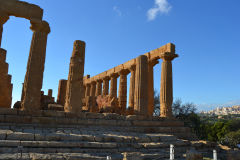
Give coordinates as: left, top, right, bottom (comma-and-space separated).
0, 48, 12, 108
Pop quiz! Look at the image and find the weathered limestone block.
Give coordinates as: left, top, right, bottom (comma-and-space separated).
118, 69, 129, 114
102, 76, 110, 95
0, 0, 43, 21
109, 73, 118, 98
160, 52, 178, 118
47, 104, 64, 111
122, 152, 143, 160
21, 20, 50, 111
0, 48, 13, 108
0, 11, 9, 47
40, 90, 55, 110
134, 55, 148, 115
128, 65, 135, 115
56, 79, 67, 106
64, 40, 86, 113
148, 59, 159, 116
186, 148, 203, 160
96, 95, 119, 113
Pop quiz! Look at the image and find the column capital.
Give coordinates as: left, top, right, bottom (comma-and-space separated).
30, 20, 50, 34
103, 76, 110, 81
129, 65, 136, 72
0, 12, 9, 26
160, 52, 178, 61
149, 59, 159, 67
96, 79, 103, 83
110, 73, 119, 78
118, 69, 130, 75
90, 81, 96, 85
86, 83, 91, 86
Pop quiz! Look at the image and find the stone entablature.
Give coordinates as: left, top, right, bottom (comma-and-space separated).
83, 43, 176, 84
0, 0, 43, 21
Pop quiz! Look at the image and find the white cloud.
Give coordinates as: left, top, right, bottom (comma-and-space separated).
147, 0, 172, 21
113, 6, 122, 16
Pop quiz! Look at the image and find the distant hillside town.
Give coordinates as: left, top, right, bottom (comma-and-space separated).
200, 105, 240, 115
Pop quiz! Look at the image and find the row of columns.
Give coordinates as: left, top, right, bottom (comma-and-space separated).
83, 53, 177, 117
0, 12, 50, 111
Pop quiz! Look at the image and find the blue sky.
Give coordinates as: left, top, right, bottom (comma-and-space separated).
1, 0, 240, 111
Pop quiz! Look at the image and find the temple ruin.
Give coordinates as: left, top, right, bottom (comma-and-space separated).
78, 43, 178, 117
0, 1, 232, 160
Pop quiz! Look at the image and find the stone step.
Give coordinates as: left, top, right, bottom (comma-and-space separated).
0, 123, 191, 136
0, 108, 184, 128
0, 152, 188, 160
0, 140, 188, 150
1, 129, 178, 143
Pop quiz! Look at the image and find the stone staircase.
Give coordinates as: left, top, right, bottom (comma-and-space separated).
0, 108, 225, 160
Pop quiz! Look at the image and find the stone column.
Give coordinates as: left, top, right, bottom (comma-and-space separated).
57, 79, 67, 106
0, 12, 9, 48
118, 69, 129, 114
85, 83, 91, 97
64, 40, 86, 113
90, 81, 96, 97
95, 79, 103, 96
48, 89, 53, 97
102, 76, 110, 95
134, 55, 148, 115
21, 20, 50, 111
128, 65, 136, 113
148, 59, 159, 116
90, 81, 97, 112
83, 85, 86, 98
160, 53, 178, 118
109, 73, 118, 98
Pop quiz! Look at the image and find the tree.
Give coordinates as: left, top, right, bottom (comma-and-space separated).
222, 129, 240, 148
172, 99, 197, 117
153, 89, 160, 116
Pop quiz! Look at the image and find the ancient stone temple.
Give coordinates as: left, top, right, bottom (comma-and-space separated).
0, 1, 232, 160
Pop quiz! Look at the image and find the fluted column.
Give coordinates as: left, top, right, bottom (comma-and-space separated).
148, 59, 159, 116
64, 40, 85, 113
160, 53, 178, 118
95, 79, 103, 96
128, 65, 136, 113
102, 76, 110, 95
90, 81, 97, 112
134, 55, 148, 115
0, 12, 9, 48
90, 81, 96, 97
109, 73, 118, 98
85, 83, 91, 97
21, 20, 50, 111
118, 69, 129, 114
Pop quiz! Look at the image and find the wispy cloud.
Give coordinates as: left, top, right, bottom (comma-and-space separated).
113, 6, 122, 16
147, 0, 172, 21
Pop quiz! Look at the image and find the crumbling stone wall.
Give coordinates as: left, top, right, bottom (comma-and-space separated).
0, 49, 12, 108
